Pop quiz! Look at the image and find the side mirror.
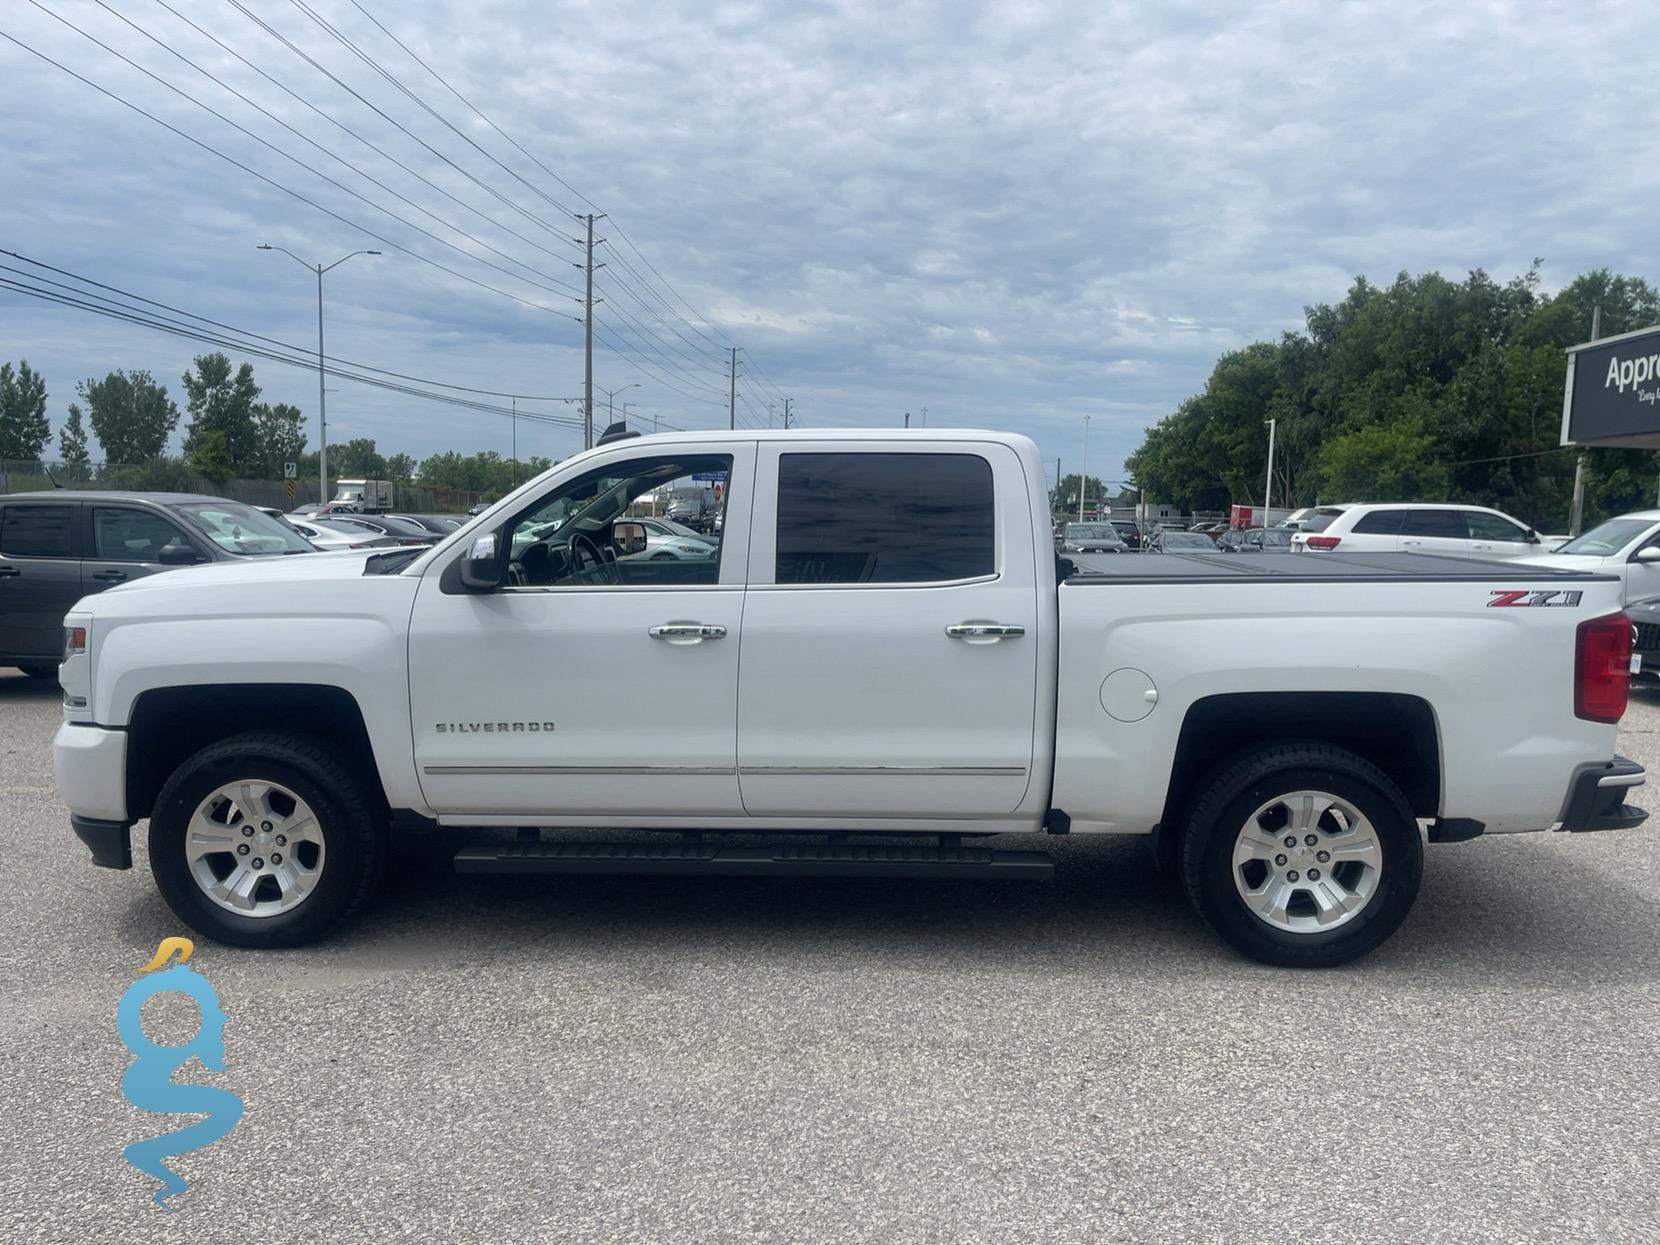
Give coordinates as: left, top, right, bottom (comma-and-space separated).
158, 541, 201, 565
613, 521, 647, 556
459, 532, 504, 590
1637, 546, 1660, 563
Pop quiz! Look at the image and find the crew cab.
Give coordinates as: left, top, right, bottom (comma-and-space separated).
53, 430, 1647, 966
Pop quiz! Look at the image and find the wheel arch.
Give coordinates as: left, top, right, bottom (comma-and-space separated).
1160, 692, 1441, 833
126, 683, 386, 822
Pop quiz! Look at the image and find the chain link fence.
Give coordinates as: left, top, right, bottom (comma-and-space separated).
0, 460, 487, 514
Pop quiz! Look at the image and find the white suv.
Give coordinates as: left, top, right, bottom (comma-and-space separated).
1290, 503, 1546, 558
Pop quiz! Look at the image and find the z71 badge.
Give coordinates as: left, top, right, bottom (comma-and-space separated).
1487, 589, 1583, 607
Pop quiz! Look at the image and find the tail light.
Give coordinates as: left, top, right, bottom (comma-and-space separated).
1304, 535, 1341, 550
1575, 611, 1633, 722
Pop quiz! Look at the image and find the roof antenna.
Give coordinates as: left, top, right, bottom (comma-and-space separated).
43, 464, 64, 490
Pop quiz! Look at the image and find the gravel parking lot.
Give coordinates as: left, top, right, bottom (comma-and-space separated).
3, 669, 1659, 1244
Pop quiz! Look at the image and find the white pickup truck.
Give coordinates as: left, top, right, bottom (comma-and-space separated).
53, 430, 1647, 966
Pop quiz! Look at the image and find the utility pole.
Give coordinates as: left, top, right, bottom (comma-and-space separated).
728, 347, 739, 430
768, 400, 775, 429
1264, 417, 1277, 523
904, 412, 911, 428
1078, 415, 1091, 522
257, 244, 379, 504
1056, 457, 1062, 515
511, 396, 517, 488
577, 212, 606, 449
782, 398, 794, 429
921, 406, 928, 427
1570, 305, 1599, 536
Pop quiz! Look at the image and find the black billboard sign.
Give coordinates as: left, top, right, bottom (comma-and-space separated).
1561, 323, 1660, 447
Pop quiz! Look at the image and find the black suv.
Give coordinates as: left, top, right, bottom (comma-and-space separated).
0, 491, 313, 678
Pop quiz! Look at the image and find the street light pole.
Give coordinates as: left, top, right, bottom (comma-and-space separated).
258, 244, 379, 505
1264, 417, 1276, 524
603, 383, 640, 426
1078, 415, 1091, 523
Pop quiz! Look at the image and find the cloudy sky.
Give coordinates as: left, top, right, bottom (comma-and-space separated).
3, 0, 1659, 490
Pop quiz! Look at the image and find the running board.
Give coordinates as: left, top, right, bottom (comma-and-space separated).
453, 841, 1054, 880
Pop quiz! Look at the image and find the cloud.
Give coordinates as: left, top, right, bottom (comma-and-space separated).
2, 0, 1658, 491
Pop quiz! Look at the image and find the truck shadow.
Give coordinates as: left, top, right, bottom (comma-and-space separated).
241, 827, 1660, 986
0, 670, 61, 700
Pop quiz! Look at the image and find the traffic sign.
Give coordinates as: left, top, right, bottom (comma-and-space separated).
283, 462, 298, 479
692, 471, 728, 482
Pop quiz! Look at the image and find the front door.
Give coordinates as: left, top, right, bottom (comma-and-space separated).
82, 503, 200, 593
736, 443, 1040, 819
0, 500, 83, 660
408, 444, 754, 820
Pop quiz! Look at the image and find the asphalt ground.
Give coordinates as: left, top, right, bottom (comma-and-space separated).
2, 668, 1659, 1244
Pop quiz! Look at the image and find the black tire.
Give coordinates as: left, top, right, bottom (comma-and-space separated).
18, 664, 57, 680
1179, 741, 1423, 968
148, 730, 386, 948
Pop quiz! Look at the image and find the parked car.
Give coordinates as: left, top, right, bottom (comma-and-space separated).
637, 516, 719, 547
1630, 595, 1660, 682
54, 429, 1643, 969
0, 491, 312, 677
1520, 510, 1660, 603
311, 514, 439, 547
286, 519, 398, 552
1225, 526, 1295, 553
1059, 522, 1127, 553
1148, 529, 1216, 552
388, 514, 463, 536
1290, 503, 1544, 558
1109, 519, 1144, 550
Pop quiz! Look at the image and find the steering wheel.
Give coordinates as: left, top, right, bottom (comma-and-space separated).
570, 531, 620, 585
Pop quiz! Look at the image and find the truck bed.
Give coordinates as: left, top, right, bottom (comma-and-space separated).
1063, 551, 1618, 584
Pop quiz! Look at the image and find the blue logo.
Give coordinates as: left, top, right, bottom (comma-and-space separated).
117, 937, 245, 1210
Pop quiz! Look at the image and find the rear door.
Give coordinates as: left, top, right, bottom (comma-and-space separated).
1397, 508, 1469, 556
736, 443, 1039, 818
0, 499, 83, 660
83, 503, 200, 591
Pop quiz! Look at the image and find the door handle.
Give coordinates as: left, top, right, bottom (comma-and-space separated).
945, 622, 1026, 640
0, 566, 17, 578
648, 622, 727, 642
91, 570, 127, 582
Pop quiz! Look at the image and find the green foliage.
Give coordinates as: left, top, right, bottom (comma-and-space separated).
181, 353, 261, 477
1050, 472, 1107, 512
252, 402, 306, 477
384, 452, 416, 483
1125, 266, 1660, 528
77, 369, 180, 465
59, 403, 91, 474
417, 449, 550, 495
0, 360, 52, 460
331, 436, 386, 478
99, 456, 202, 492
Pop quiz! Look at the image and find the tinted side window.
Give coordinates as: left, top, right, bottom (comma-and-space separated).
776, 452, 994, 584
93, 507, 186, 562
1466, 511, 1530, 542
1351, 510, 1404, 535
1301, 508, 1346, 533
0, 504, 75, 557
1401, 509, 1466, 538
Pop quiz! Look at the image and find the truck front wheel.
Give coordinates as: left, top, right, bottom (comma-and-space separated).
148, 730, 386, 948
1179, 742, 1423, 968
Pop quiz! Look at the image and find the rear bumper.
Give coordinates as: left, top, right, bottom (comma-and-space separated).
1558, 757, 1648, 833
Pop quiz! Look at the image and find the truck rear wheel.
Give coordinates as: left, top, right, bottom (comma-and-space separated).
148, 730, 386, 948
1179, 742, 1423, 968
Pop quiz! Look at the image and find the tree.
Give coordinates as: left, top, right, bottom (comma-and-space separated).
0, 360, 51, 461
77, 369, 179, 465
384, 452, 416, 483
331, 436, 386, 478
181, 353, 261, 477
1050, 472, 1107, 513
252, 402, 306, 477
1317, 419, 1448, 503
59, 403, 91, 477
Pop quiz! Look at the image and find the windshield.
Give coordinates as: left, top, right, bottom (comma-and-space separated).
1556, 518, 1660, 556
177, 501, 314, 555
1066, 524, 1117, 540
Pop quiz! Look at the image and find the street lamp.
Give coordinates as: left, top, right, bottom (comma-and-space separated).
1078, 415, 1091, 523
257, 244, 380, 505
603, 383, 640, 424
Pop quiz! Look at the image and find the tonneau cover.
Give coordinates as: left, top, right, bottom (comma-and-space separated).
1063, 551, 1619, 584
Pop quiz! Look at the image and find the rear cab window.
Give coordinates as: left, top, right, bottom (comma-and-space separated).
774, 452, 994, 584
1301, 508, 1347, 533
0, 503, 76, 558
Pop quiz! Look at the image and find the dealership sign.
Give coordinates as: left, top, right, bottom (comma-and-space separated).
1561, 323, 1660, 447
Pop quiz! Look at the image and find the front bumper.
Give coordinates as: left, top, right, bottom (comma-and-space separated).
1558, 756, 1648, 833
72, 815, 132, 869
54, 722, 133, 868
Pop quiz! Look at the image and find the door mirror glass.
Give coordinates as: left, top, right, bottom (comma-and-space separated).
1636, 546, 1660, 563
613, 521, 647, 556
459, 532, 504, 589
157, 541, 202, 565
